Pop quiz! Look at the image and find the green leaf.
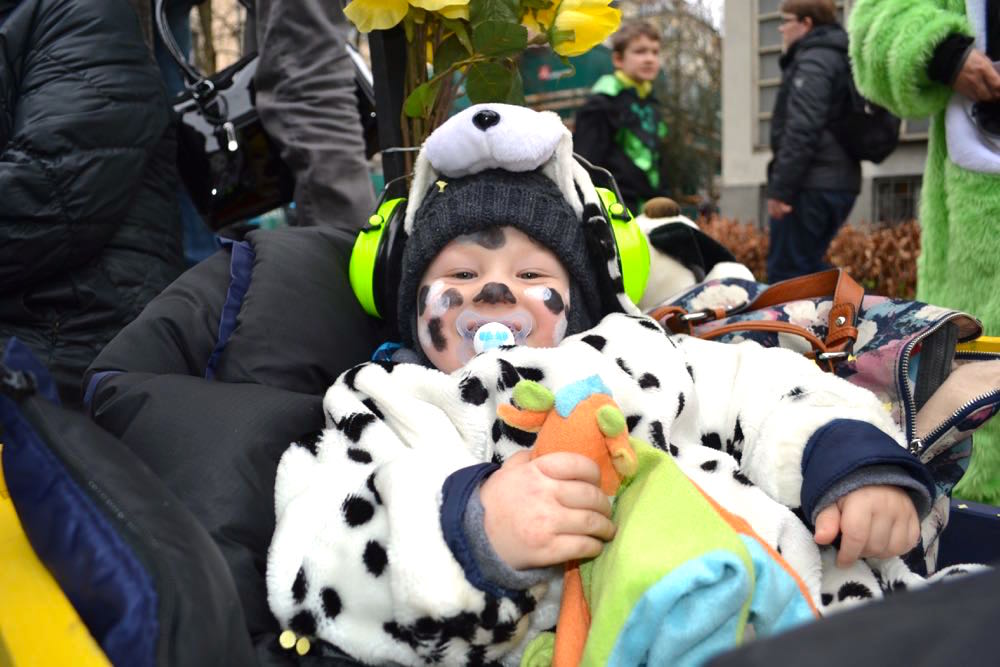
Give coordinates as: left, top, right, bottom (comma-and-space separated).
433, 34, 468, 74
520, 0, 551, 9
469, 0, 518, 25
471, 20, 527, 57
440, 17, 475, 55
504, 64, 524, 104
403, 80, 440, 118
466, 61, 513, 104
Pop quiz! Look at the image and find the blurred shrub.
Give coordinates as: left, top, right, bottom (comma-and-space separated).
697, 217, 920, 299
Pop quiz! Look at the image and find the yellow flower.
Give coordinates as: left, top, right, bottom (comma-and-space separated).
436, 3, 470, 20
410, 0, 469, 13
522, 6, 556, 33
550, 0, 621, 57
344, 0, 408, 32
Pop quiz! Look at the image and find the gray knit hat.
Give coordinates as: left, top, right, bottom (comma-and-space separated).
396, 168, 602, 351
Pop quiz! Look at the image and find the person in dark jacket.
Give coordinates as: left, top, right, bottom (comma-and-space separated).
574, 21, 669, 215
0, 0, 184, 408
766, 0, 860, 283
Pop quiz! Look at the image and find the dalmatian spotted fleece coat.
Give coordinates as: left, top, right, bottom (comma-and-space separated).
265, 312, 967, 666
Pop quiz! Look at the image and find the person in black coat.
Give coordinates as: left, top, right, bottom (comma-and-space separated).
0, 0, 184, 408
766, 0, 860, 283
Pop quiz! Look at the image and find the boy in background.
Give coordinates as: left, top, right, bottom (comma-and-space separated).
574, 21, 669, 215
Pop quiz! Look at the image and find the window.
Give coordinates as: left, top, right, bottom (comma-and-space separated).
901, 116, 931, 140
873, 176, 922, 223
754, 0, 852, 149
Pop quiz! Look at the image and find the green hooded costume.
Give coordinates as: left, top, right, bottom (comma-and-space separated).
850, 0, 1000, 504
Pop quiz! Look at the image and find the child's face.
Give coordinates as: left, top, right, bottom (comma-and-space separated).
612, 34, 661, 83
416, 226, 572, 373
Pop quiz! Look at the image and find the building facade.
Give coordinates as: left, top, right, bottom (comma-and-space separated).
720, 0, 930, 226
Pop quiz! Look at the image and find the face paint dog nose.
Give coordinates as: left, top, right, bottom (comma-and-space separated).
473, 282, 517, 305
472, 109, 501, 131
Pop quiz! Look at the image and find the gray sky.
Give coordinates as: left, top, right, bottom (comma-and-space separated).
705, 0, 724, 28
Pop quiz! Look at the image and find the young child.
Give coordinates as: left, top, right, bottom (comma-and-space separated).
574, 20, 668, 215
266, 104, 936, 665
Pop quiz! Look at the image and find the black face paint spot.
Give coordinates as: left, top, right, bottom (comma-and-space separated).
441, 288, 464, 309
542, 289, 565, 315
458, 227, 506, 249
418, 285, 430, 316
428, 317, 447, 352
473, 282, 517, 305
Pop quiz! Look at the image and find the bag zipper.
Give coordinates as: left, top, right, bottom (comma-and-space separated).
899, 314, 980, 452
912, 388, 1000, 462
905, 349, 1000, 458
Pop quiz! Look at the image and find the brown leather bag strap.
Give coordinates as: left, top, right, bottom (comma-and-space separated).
697, 321, 840, 372
743, 269, 864, 354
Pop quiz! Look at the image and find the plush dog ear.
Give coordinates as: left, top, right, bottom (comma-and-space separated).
541, 131, 585, 219
404, 150, 438, 233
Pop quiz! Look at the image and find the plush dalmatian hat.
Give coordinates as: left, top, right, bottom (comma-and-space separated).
396, 103, 641, 351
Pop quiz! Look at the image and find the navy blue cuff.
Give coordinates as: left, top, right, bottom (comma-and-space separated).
800, 419, 936, 525
440, 462, 512, 598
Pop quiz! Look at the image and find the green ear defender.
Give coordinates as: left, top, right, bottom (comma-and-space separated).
595, 186, 650, 305
349, 196, 408, 321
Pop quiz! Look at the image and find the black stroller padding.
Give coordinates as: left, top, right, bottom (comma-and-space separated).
2, 348, 256, 666
708, 565, 1000, 666
82, 226, 382, 659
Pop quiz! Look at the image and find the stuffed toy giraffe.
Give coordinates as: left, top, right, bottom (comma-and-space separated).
497, 375, 639, 667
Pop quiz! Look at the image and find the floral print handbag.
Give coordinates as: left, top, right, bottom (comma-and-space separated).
649, 269, 1000, 498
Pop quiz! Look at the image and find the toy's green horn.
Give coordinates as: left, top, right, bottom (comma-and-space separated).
512, 380, 554, 412
597, 405, 626, 437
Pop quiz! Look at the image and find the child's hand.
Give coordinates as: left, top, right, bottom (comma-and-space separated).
479, 451, 615, 570
813, 485, 920, 568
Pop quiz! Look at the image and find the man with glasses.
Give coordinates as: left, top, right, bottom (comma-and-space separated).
850, 0, 1000, 506
765, 0, 860, 283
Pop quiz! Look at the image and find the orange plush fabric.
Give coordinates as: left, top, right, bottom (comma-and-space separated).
497, 379, 638, 667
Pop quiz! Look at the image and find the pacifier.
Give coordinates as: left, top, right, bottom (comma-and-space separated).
455, 309, 533, 360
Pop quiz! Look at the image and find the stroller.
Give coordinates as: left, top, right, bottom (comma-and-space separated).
3, 219, 1000, 666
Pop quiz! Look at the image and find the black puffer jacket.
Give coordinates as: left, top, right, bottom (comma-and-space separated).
0, 0, 183, 407
767, 23, 861, 202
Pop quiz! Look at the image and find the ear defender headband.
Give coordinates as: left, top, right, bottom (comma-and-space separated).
349, 175, 650, 321
349, 103, 651, 323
